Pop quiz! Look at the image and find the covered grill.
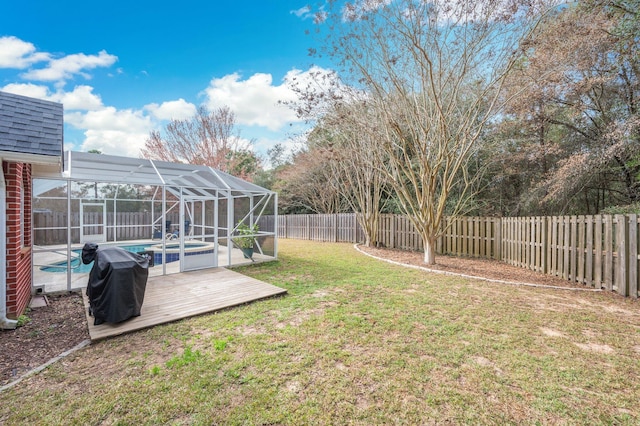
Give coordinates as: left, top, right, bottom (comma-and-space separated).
82, 243, 149, 325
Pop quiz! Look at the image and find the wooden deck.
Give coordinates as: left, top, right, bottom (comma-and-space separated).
82, 268, 287, 340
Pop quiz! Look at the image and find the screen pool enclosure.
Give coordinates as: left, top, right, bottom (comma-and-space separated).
32, 151, 278, 293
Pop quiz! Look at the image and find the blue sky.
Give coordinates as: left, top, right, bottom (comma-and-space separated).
0, 1, 329, 160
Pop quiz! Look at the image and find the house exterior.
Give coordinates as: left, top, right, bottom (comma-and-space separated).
0, 91, 63, 329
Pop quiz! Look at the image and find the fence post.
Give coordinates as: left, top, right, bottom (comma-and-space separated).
615, 214, 628, 297
570, 216, 578, 281
540, 217, 547, 274
629, 214, 638, 298
437, 218, 443, 254
585, 215, 594, 287
283, 215, 287, 239
524, 217, 529, 268
594, 215, 603, 289
495, 217, 502, 260
604, 215, 613, 291
562, 216, 570, 280
577, 216, 585, 285
353, 213, 357, 243
390, 215, 396, 249
475, 217, 480, 257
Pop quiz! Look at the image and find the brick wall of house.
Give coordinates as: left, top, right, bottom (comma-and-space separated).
3, 161, 32, 319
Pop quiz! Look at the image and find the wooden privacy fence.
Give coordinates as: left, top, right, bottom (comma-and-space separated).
35, 210, 265, 245
500, 215, 639, 297
34, 210, 639, 297
276, 213, 640, 298
276, 214, 501, 255
276, 213, 366, 243
33, 211, 179, 245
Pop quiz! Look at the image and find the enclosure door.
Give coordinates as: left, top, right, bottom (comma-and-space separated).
80, 201, 106, 243
181, 196, 218, 272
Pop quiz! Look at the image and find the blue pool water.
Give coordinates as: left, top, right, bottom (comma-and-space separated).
40, 242, 214, 273
40, 244, 154, 273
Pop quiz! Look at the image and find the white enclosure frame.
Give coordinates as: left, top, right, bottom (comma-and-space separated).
31, 151, 278, 293
79, 200, 107, 243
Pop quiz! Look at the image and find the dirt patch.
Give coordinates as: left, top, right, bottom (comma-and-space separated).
540, 327, 566, 338
574, 342, 615, 354
0, 292, 89, 386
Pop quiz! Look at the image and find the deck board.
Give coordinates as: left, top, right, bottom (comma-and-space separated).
82, 268, 286, 340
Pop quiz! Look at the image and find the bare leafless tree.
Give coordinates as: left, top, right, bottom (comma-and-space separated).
141, 106, 259, 181
277, 148, 348, 214
312, 99, 391, 246
316, 0, 551, 263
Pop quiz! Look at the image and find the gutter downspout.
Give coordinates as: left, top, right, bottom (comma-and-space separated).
0, 159, 18, 329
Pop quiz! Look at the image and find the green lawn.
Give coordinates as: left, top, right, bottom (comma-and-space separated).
2, 240, 639, 425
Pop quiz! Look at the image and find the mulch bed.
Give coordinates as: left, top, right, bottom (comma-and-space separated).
0, 292, 89, 386
357, 245, 594, 289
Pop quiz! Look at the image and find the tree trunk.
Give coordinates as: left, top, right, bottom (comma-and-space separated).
359, 212, 378, 248
423, 238, 436, 265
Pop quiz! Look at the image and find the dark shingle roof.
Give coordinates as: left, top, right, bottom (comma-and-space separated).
0, 91, 63, 159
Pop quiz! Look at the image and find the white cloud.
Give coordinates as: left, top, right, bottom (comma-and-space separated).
107, 67, 125, 78
252, 136, 281, 158
1, 83, 104, 111
291, 5, 311, 18
291, 4, 326, 23
0, 36, 117, 84
54, 85, 104, 111
66, 107, 151, 132
203, 67, 336, 131
252, 135, 301, 168
65, 107, 154, 157
203, 72, 297, 131
145, 98, 197, 121
20, 50, 118, 82
79, 129, 150, 158
1, 82, 50, 99
0, 36, 49, 68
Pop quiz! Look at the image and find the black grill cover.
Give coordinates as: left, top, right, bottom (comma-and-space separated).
84, 244, 149, 325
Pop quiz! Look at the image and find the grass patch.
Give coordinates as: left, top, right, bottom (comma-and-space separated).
16, 311, 31, 327
1, 240, 639, 424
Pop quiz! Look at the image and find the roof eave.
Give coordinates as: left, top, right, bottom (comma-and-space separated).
0, 150, 63, 167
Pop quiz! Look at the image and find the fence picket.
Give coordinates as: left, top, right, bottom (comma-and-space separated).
629, 215, 638, 298
552, 217, 559, 277
577, 216, 585, 285
594, 216, 603, 288
585, 216, 594, 287
570, 216, 577, 281
562, 216, 569, 280
537, 217, 544, 272
616, 215, 628, 296
604, 215, 613, 291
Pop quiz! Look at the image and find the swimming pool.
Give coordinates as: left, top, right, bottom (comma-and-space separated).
39, 241, 215, 273
39, 244, 154, 273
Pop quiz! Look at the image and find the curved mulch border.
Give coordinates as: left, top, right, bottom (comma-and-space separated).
354, 244, 602, 292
